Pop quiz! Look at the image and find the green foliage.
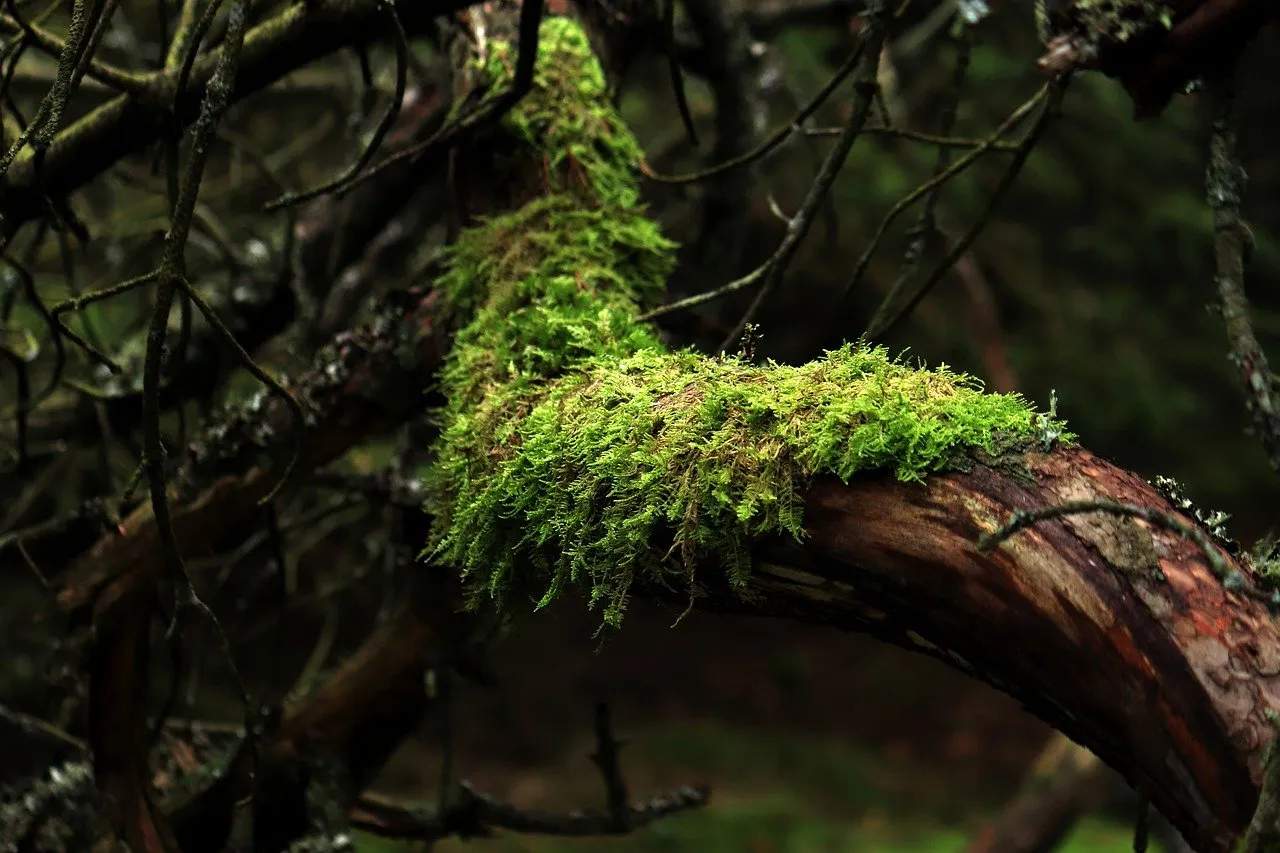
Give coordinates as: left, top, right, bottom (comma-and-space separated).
424, 17, 1071, 628
1251, 534, 1280, 589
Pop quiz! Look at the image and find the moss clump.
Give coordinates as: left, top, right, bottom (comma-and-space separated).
437, 194, 674, 331
1249, 535, 1280, 594
477, 16, 646, 210
424, 17, 1072, 628
432, 344, 1068, 626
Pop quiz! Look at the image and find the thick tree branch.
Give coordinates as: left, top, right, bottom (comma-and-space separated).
729, 452, 1277, 853
415, 19, 1280, 853
50, 286, 449, 617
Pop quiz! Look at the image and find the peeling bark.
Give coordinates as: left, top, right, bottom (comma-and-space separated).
715, 447, 1278, 852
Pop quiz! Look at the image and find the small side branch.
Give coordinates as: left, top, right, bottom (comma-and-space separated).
714, 2, 890, 352
1204, 69, 1280, 471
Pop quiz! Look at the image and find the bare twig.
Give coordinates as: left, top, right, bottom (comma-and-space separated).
264, 2, 410, 210
1204, 68, 1280, 471
714, 4, 889, 352
832, 83, 1048, 335
864, 79, 1066, 340
323, 0, 545, 196
979, 497, 1233, 582
640, 37, 865, 185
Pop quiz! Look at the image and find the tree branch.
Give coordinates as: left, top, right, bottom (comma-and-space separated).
0, 0, 465, 243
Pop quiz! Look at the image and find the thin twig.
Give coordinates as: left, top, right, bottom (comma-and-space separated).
0, 4, 151, 94
318, 0, 544, 197
0, 0, 94, 175
0, 340, 30, 470
2, 256, 63, 401
663, 0, 699, 148
175, 274, 305, 504
641, 38, 865, 185
978, 498, 1232, 582
136, 0, 262, 820
806, 124, 1021, 150
353, 783, 710, 840
714, 4, 889, 352
264, 1, 409, 210
1204, 69, 1280, 471
832, 82, 1048, 332
50, 270, 159, 373
0, 701, 88, 753
865, 79, 1065, 340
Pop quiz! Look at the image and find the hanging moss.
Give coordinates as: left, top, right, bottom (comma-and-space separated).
422, 18, 1073, 627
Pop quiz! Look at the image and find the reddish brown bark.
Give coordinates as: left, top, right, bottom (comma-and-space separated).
164, 607, 449, 849
266, 607, 442, 774
709, 446, 1280, 853
140, 438, 1276, 852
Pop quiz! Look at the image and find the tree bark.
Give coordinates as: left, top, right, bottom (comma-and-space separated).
727, 450, 1279, 853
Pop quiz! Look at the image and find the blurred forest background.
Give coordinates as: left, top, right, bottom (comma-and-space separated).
2, 0, 1278, 850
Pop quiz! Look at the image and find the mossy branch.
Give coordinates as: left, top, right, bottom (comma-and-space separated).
421, 18, 1071, 628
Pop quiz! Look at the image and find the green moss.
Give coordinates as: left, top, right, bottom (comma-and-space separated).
438, 195, 673, 327
478, 16, 645, 209
432, 344, 1066, 626
422, 17, 1072, 627
1250, 535, 1280, 592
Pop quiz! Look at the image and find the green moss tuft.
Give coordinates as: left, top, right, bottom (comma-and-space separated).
423, 17, 1072, 628
431, 344, 1067, 627
478, 17, 645, 208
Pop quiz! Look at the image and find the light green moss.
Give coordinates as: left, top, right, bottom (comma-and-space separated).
423, 18, 1072, 627
432, 344, 1067, 627
477, 16, 645, 209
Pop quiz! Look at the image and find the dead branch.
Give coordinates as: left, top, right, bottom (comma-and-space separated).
0, 0, 464, 243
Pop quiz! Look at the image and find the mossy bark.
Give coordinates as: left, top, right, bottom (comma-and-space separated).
421, 16, 1280, 853
424, 18, 1067, 626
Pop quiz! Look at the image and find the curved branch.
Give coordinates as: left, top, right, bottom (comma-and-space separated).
718, 449, 1275, 853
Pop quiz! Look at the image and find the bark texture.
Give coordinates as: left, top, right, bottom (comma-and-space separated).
734, 449, 1280, 853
